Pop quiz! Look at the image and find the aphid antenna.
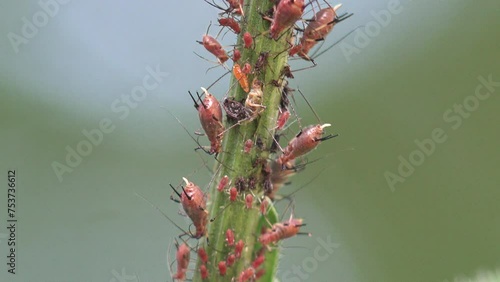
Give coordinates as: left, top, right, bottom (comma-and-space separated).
202, 163, 223, 196
204, 0, 229, 13
166, 239, 175, 281
209, 199, 236, 223
193, 51, 230, 73
296, 88, 322, 124
163, 106, 234, 171
277, 165, 328, 202
135, 192, 194, 239
205, 70, 231, 91
308, 25, 363, 61
263, 125, 285, 154
162, 106, 210, 154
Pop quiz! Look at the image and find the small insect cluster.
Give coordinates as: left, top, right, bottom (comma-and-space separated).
161, 0, 353, 281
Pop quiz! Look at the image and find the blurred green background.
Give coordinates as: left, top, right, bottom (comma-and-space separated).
1, 0, 499, 281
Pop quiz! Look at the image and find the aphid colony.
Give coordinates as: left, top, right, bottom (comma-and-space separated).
152, 0, 353, 281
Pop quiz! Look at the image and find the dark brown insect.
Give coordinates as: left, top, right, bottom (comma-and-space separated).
253, 51, 270, 74
223, 97, 251, 122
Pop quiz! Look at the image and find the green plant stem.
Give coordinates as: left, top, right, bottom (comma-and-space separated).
192, 1, 293, 281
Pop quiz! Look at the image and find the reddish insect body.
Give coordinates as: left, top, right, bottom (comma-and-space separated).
189, 88, 225, 154
276, 109, 290, 130
269, 0, 305, 40
218, 17, 241, 34
232, 48, 241, 62
218, 175, 230, 192
200, 35, 229, 64
227, 253, 236, 267
233, 63, 250, 92
260, 198, 269, 215
242, 63, 252, 74
245, 194, 253, 209
238, 267, 255, 282
172, 243, 190, 281
244, 139, 253, 153
235, 239, 244, 259
252, 253, 265, 269
259, 217, 305, 245
198, 247, 208, 264
200, 264, 209, 280
256, 269, 266, 279
172, 177, 208, 238
226, 229, 235, 246
278, 124, 335, 166
230, 187, 238, 202
292, 4, 351, 60
243, 32, 253, 48
226, 0, 244, 15
218, 261, 227, 276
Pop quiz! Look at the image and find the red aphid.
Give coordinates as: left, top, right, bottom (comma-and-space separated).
243, 32, 253, 48
200, 264, 209, 280
242, 62, 252, 74
296, 4, 348, 60
260, 198, 269, 215
269, 0, 305, 40
189, 87, 225, 154
200, 35, 229, 64
218, 175, 230, 192
233, 63, 250, 92
198, 247, 208, 264
172, 243, 190, 281
245, 194, 253, 209
278, 123, 335, 166
218, 17, 241, 34
232, 48, 241, 62
276, 109, 290, 130
244, 139, 253, 153
256, 268, 266, 279
230, 187, 238, 202
259, 217, 305, 245
218, 261, 227, 276
235, 239, 244, 259
226, 0, 244, 15
226, 229, 235, 246
227, 253, 236, 267
172, 177, 208, 238
238, 267, 255, 282
252, 254, 265, 269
